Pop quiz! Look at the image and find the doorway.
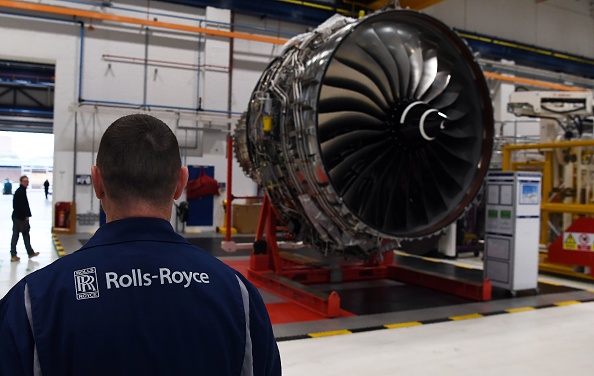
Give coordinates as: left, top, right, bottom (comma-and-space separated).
0, 59, 55, 253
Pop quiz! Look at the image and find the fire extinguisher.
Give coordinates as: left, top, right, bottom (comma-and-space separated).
58, 209, 65, 227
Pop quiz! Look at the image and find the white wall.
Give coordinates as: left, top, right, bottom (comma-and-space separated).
0, 15, 80, 193
230, 13, 307, 113
424, 0, 594, 146
0, 1, 306, 233
2, 0, 592, 233
424, 0, 594, 59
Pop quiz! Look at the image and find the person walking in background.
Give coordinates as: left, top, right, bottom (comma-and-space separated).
9, 176, 39, 262
43, 179, 50, 199
0, 114, 281, 375
3, 177, 11, 195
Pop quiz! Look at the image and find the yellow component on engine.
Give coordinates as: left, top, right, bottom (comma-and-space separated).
262, 115, 273, 132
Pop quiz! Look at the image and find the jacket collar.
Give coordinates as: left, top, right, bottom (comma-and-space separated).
80, 217, 189, 249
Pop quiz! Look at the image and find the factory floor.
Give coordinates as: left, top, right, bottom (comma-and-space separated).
2, 190, 594, 375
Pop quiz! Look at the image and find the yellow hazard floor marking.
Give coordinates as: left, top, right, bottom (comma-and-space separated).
505, 307, 536, 313
538, 280, 561, 286
396, 250, 476, 270
308, 329, 352, 338
449, 313, 483, 321
52, 233, 66, 257
385, 321, 423, 329
554, 300, 581, 307
453, 264, 475, 269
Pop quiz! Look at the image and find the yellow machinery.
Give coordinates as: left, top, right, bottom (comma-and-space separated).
502, 139, 594, 245
504, 91, 594, 277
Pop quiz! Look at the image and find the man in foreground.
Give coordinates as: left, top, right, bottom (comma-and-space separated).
0, 114, 281, 375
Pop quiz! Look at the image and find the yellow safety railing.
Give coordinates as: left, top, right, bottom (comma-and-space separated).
502, 140, 594, 244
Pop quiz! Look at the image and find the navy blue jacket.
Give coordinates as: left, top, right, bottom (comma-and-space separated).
12, 184, 31, 220
0, 218, 281, 375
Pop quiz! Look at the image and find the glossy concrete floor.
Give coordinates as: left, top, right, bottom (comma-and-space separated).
2, 190, 594, 375
0, 189, 56, 297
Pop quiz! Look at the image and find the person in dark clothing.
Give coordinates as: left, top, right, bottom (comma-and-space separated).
0, 114, 281, 375
3, 178, 11, 195
10, 175, 40, 262
43, 179, 50, 199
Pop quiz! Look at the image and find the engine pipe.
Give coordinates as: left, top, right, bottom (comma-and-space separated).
484, 72, 585, 92
100, 55, 229, 71
78, 20, 84, 102
77, 99, 242, 115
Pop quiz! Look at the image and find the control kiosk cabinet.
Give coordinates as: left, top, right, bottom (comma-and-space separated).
484, 172, 542, 295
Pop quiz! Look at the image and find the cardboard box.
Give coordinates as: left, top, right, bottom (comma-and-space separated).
232, 204, 262, 233
245, 197, 263, 205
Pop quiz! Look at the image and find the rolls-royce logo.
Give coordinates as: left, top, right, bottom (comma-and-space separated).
74, 267, 99, 300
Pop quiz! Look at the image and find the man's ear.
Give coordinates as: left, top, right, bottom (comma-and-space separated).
91, 166, 105, 200
174, 167, 189, 200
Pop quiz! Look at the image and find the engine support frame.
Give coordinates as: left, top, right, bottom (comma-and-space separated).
248, 195, 492, 318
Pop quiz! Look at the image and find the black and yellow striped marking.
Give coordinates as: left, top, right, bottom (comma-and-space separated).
449, 313, 483, 321
385, 321, 422, 329
308, 329, 352, 338
505, 307, 536, 314
52, 233, 66, 257
276, 297, 594, 342
275, 252, 594, 342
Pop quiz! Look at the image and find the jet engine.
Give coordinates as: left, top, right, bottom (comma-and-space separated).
234, 10, 494, 258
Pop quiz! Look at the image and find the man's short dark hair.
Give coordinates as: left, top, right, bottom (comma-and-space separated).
20, 176, 28, 183
96, 114, 181, 206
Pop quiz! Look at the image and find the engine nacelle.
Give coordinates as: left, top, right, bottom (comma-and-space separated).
235, 10, 493, 257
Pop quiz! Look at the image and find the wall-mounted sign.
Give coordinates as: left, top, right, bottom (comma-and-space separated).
76, 174, 92, 185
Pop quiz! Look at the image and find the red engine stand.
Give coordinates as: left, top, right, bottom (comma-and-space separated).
548, 217, 594, 277
248, 195, 492, 318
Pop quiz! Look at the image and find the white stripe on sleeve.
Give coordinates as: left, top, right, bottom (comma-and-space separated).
24, 283, 42, 376
236, 275, 254, 376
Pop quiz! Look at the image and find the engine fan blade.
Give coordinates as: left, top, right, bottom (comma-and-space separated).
333, 40, 394, 106
355, 26, 402, 103
400, 28, 424, 96
441, 124, 476, 139
429, 85, 462, 109
424, 146, 468, 193
329, 141, 392, 198
433, 138, 477, 165
318, 111, 385, 142
415, 48, 438, 99
324, 60, 390, 111
326, 137, 389, 176
319, 86, 386, 120
421, 70, 451, 103
358, 151, 406, 227
373, 22, 411, 98
321, 129, 387, 169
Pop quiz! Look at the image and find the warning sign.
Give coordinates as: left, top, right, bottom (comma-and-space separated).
563, 233, 577, 250
563, 232, 594, 251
